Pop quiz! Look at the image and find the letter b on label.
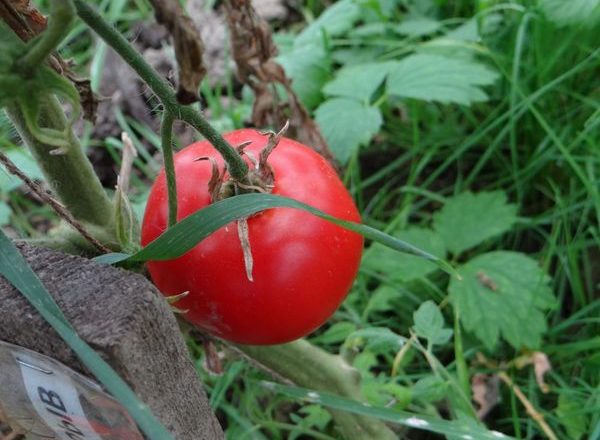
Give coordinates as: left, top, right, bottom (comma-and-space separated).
38, 387, 67, 413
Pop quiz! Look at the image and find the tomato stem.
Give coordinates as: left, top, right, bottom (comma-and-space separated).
161, 112, 178, 227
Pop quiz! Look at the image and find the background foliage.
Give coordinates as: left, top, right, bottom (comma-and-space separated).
1, 0, 599, 439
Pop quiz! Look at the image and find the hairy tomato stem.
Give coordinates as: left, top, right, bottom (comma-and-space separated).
160, 112, 178, 227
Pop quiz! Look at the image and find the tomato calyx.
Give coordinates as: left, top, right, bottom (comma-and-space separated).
194, 121, 289, 202
194, 122, 290, 282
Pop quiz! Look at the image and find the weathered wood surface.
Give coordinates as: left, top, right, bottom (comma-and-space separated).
0, 243, 223, 439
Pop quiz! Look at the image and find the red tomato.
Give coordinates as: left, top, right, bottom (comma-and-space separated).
141, 129, 363, 345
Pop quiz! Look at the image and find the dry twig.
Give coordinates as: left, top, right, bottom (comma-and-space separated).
0, 151, 111, 253
149, 0, 206, 104
477, 353, 558, 440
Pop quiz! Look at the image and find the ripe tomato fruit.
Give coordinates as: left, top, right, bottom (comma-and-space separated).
141, 129, 363, 345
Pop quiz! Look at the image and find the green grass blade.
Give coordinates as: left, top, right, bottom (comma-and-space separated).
259, 381, 513, 439
0, 230, 174, 440
94, 193, 457, 278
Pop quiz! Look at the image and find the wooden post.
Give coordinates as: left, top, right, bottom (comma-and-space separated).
0, 243, 223, 439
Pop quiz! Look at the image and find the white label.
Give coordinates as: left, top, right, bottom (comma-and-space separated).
15, 352, 103, 440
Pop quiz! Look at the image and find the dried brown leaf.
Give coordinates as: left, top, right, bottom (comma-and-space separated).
514, 351, 552, 393
533, 352, 552, 393
224, 0, 337, 169
472, 373, 500, 419
150, 0, 206, 104
0, 0, 46, 41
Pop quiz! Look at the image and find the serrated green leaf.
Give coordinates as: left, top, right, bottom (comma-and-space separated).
332, 47, 387, 66
413, 300, 453, 346
449, 251, 555, 350
395, 16, 441, 37
278, 43, 331, 109
0, 202, 11, 225
539, 0, 600, 26
295, 0, 361, 47
363, 227, 446, 281
323, 62, 395, 102
315, 98, 382, 163
433, 191, 518, 255
0, 230, 174, 440
386, 54, 499, 105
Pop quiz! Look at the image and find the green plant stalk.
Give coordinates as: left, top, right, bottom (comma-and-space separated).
17, 0, 75, 74
72, 0, 249, 182
453, 306, 470, 399
4, 100, 114, 231
238, 340, 398, 440
160, 112, 177, 227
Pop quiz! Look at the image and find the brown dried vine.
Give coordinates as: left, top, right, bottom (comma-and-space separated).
149, 0, 206, 104
224, 0, 337, 168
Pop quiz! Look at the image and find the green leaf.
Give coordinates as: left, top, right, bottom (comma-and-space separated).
363, 285, 399, 318
260, 381, 511, 439
539, 0, 600, 26
363, 227, 446, 281
310, 322, 357, 345
412, 376, 448, 403
95, 194, 457, 277
346, 327, 407, 352
323, 62, 394, 102
315, 98, 382, 163
0, 202, 11, 225
395, 16, 442, 37
0, 230, 173, 440
556, 393, 588, 440
433, 191, 518, 255
386, 54, 499, 105
278, 43, 331, 109
295, 0, 361, 47
413, 300, 453, 346
0, 148, 44, 193
449, 251, 555, 350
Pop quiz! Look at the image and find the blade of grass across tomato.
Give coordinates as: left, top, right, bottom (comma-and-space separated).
259, 381, 513, 439
0, 230, 174, 440
95, 193, 458, 278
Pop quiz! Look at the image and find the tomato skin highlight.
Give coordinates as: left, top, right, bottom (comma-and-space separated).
141, 129, 363, 345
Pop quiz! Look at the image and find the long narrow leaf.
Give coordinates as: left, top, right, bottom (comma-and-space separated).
0, 231, 174, 440
95, 193, 457, 277
260, 381, 512, 439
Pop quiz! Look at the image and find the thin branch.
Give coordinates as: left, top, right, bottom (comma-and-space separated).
160, 112, 178, 227
477, 353, 559, 440
0, 151, 111, 253
497, 372, 558, 440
